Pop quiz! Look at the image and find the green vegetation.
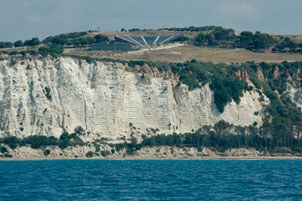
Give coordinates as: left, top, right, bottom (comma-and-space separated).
162, 25, 301, 53
43, 31, 87, 45
0, 132, 84, 150
0, 42, 13, 48
13, 40, 23, 47
85, 151, 94, 158
210, 76, 248, 113
38, 45, 64, 57
192, 29, 276, 51
4, 153, 12, 158
94, 34, 109, 42
161, 25, 223, 32
24, 37, 40, 46
100, 150, 111, 157
42, 32, 108, 47
169, 60, 249, 112
43, 149, 51, 156
112, 119, 302, 155
0, 146, 8, 153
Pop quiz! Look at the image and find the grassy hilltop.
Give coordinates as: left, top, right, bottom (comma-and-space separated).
1, 25, 302, 63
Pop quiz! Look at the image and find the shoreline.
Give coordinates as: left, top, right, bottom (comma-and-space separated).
1, 145, 302, 161
2, 155, 302, 161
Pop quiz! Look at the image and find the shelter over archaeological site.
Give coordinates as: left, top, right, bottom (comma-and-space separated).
115, 35, 183, 47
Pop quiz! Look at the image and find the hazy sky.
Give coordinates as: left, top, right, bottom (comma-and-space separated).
0, 0, 301, 41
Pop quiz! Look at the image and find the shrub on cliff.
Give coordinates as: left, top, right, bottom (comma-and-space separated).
24, 135, 58, 149
58, 132, 84, 149
4, 153, 12, 158
0, 146, 8, 153
210, 76, 248, 113
101, 150, 111, 157
24, 37, 40, 46
86, 151, 94, 158
1, 136, 20, 149
0, 42, 13, 49
13, 40, 24, 47
43, 149, 51, 156
38, 45, 64, 57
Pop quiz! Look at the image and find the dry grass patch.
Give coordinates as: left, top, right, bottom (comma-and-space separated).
109, 45, 302, 63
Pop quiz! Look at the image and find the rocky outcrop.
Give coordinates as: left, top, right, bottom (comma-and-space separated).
0, 57, 264, 140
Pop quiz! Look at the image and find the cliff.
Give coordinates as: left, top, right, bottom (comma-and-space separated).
0, 57, 265, 140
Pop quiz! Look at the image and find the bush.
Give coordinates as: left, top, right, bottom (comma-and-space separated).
2, 136, 20, 149
94, 34, 109, 42
43, 149, 51, 156
58, 132, 84, 149
24, 37, 40, 46
115, 144, 125, 152
43, 32, 87, 46
239, 31, 254, 49
210, 76, 248, 113
94, 143, 100, 152
253, 31, 275, 50
38, 45, 64, 57
0, 146, 8, 153
14, 40, 23, 47
194, 33, 207, 44
86, 151, 94, 158
4, 153, 12, 158
101, 150, 111, 157
111, 149, 115, 154
24, 135, 58, 149
0, 132, 84, 150
0, 42, 13, 48
74, 126, 85, 135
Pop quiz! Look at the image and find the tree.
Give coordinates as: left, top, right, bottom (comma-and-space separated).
77, 37, 96, 46
13, 40, 23, 47
50, 37, 68, 45
24, 37, 40, 46
94, 34, 109, 43
0, 42, 13, 48
210, 76, 247, 113
239, 31, 254, 49
38, 45, 64, 57
253, 31, 275, 50
74, 126, 85, 135
3, 136, 20, 149
194, 33, 206, 44
280, 37, 296, 50
206, 34, 216, 46
213, 28, 235, 41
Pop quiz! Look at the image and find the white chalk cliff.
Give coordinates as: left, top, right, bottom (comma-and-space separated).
0, 57, 265, 140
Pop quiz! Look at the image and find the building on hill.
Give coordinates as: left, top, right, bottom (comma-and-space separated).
90, 41, 133, 51
115, 35, 183, 47
90, 34, 183, 51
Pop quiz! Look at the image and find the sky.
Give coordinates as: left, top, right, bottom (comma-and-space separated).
0, 0, 301, 41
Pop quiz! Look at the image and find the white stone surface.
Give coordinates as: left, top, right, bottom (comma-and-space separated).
0, 57, 264, 139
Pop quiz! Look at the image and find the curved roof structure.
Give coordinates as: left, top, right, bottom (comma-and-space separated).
115, 35, 183, 47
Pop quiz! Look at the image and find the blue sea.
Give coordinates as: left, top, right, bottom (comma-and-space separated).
1, 160, 302, 201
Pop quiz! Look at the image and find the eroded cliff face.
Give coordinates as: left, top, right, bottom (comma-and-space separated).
0, 57, 264, 140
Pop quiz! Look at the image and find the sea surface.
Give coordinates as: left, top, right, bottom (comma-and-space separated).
1, 160, 302, 201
